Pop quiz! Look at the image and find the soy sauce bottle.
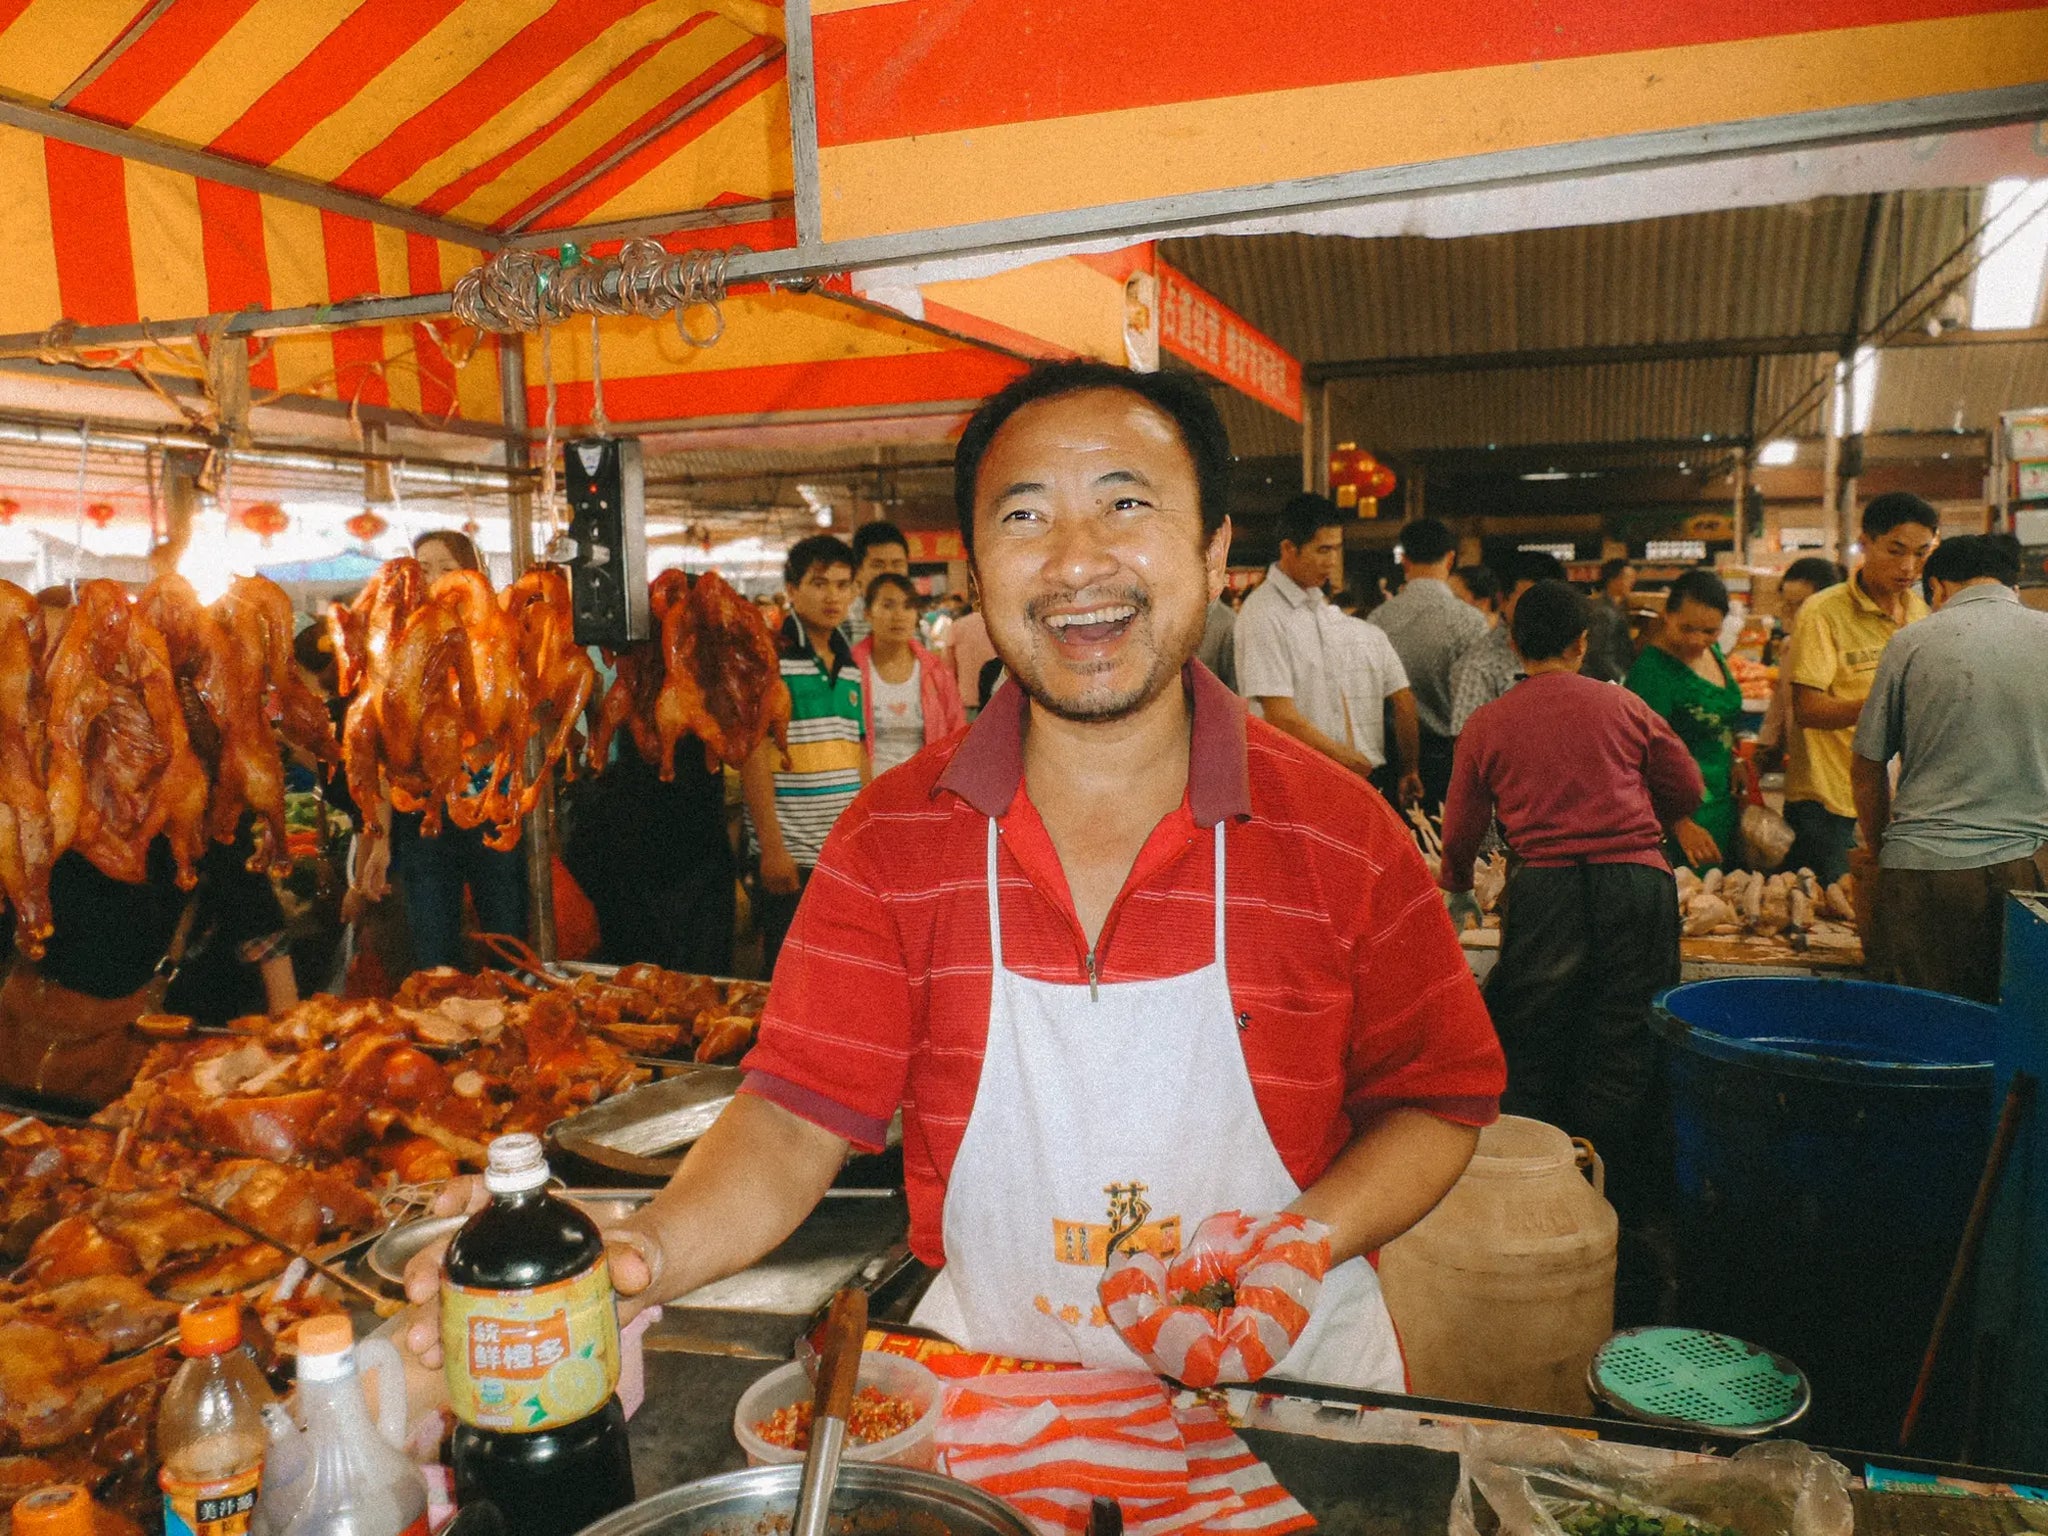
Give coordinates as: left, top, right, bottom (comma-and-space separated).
443, 1135, 636, 1536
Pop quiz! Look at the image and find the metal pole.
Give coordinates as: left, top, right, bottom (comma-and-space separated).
1316, 380, 1332, 496
1731, 448, 1749, 565
1821, 357, 1844, 560
1299, 389, 1315, 493
498, 338, 557, 964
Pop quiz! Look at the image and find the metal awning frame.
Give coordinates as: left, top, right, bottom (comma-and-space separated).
3, 76, 2043, 364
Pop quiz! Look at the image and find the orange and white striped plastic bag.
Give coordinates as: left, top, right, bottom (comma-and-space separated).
1099, 1211, 1332, 1388
936, 1369, 1312, 1536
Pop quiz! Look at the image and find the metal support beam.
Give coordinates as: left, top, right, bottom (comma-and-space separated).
1821, 359, 1845, 559
715, 82, 2048, 284
0, 95, 493, 250
0, 292, 453, 357
501, 198, 793, 252
505, 47, 785, 234
1731, 447, 1750, 564
1316, 380, 1332, 496
1299, 386, 1315, 493
1310, 334, 1844, 382
498, 340, 556, 964
783, 0, 823, 251
50, 0, 177, 107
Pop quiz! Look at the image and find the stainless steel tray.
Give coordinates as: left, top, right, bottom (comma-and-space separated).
551, 1067, 746, 1180
365, 1187, 653, 1287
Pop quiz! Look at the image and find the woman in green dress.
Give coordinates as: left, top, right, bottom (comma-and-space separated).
1625, 567, 1743, 872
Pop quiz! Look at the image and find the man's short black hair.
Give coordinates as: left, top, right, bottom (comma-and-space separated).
785, 533, 855, 588
1666, 566, 1731, 616
851, 520, 909, 566
1277, 493, 1343, 552
1513, 550, 1568, 587
1455, 564, 1502, 604
1925, 533, 2021, 588
953, 361, 1231, 557
1599, 557, 1634, 586
1512, 580, 1591, 661
1399, 518, 1456, 565
1783, 556, 1845, 591
1861, 491, 1940, 540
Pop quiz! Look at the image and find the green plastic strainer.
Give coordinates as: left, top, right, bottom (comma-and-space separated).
1588, 1327, 1810, 1435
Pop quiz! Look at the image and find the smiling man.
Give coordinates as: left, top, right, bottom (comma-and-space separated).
408, 362, 1504, 1391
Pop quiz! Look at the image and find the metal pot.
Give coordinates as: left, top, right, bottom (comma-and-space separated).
574, 1463, 1036, 1536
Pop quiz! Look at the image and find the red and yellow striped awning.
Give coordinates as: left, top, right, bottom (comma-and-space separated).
810, 0, 2048, 242
0, 0, 787, 236
0, 0, 2040, 433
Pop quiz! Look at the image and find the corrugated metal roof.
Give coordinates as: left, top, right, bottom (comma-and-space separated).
1163, 191, 1979, 365
1868, 341, 2048, 434
1173, 189, 2019, 462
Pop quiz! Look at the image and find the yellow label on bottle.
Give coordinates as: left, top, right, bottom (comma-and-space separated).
161, 1461, 261, 1536
442, 1259, 620, 1431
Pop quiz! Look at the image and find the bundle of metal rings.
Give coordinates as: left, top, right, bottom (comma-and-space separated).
452, 239, 733, 348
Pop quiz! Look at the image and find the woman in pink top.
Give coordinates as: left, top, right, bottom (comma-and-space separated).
853, 574, 968, 775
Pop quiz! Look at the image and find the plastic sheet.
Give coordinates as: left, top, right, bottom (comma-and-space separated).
1448, 1425, 1853, 1536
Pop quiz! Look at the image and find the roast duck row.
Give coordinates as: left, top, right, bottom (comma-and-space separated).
0, 573, 338, 961
329, 560, 791, 860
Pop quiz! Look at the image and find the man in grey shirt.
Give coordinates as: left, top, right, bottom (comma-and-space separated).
1448, 552, 1566, 734
1370, 517, 1488, 809
1851, 535, 2048, 1002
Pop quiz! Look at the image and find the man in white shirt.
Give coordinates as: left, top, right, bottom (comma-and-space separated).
1237, 493, 1423, 802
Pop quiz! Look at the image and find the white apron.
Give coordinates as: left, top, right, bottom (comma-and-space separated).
909, 818, 1405, 1391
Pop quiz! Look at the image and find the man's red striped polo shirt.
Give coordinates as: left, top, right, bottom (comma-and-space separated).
740, 663, 1505, 1267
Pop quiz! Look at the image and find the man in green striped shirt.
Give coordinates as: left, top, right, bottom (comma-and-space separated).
744, 534, 871, 974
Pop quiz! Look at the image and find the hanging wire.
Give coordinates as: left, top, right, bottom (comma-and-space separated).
538, 326, 561, 538
70, 421, 90, 594
589, 313, 609, 437
452, 239, 731, 348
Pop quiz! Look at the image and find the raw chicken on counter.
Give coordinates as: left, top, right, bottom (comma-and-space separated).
1673, 865, 1858, 947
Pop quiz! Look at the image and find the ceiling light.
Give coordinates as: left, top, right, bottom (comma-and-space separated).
1757, 440, 1798, 466
1519, 470, 1571, 482
1971, 178, 2048, 330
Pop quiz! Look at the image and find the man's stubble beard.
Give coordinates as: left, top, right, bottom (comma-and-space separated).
989, 590, 1208, 725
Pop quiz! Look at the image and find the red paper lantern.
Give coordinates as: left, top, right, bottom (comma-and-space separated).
240, 502, 289, 541
346, 509, 389, 543
1327, 442, 1396, 516
84, 501, 117, 528
0, 498, 18, 526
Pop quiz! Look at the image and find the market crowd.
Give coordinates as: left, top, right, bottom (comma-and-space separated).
1209, 491, 2048, 1235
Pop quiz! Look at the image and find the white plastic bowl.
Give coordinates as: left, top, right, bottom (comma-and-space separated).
731, 1351, 941, 1470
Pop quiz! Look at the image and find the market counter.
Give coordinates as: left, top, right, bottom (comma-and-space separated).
1459, 928, 1863, 984
623, 1353, 2042, 1536
625, 1352, 1462, 1536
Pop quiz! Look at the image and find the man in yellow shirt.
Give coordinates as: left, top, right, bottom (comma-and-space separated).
1785, 492, 1937, 883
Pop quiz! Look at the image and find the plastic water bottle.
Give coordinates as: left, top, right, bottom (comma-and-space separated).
158, 1300, 277, 1536
444, 1134, 635, 1536
263, 1315, 428, 1536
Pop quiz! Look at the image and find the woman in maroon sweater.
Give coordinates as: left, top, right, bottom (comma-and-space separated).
1439, 581, 1703, 1222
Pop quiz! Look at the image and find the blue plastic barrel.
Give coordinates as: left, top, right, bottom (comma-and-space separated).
1654, 977, 1996, 1451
